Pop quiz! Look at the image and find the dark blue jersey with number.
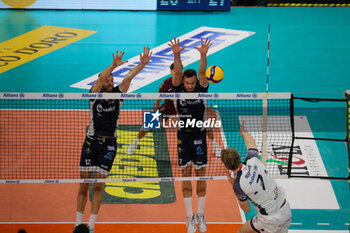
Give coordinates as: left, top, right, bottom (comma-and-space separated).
173, 82, 208, 133
87, 86, 122, 137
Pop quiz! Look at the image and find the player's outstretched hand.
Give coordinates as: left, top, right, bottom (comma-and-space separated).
239, 120, 246, 136
168, 37, 186, 54
140, 46, 152, 65
194, 38, 213, 55
112, 50, 128, 67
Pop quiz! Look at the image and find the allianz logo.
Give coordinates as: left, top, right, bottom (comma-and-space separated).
121, 93, 136, 98
159, 93, 175, 98
197, 93, 213, 98
236, 93, 258, 98
42, 93, 64, 98
42, 93, 58, 97
3, 93, 19, 97
81, 93, 97, 98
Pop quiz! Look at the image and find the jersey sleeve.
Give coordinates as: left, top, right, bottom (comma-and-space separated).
245, 148, 259, 162
159, 78, 171, 92
233, 171, 248, 201
172, 83, 182, 92
159, 81, 166, 92
197, 82, 209, 92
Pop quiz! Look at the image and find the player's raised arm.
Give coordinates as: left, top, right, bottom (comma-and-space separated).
168, 38, 185, 87
239, 121, 257, 150
153, 99, 162, 111
195, 38, 212, 88
119, 47, 152, 93
91, 50, 128, 93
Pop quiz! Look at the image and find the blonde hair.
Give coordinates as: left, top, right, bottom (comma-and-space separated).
221, 148, 242, 171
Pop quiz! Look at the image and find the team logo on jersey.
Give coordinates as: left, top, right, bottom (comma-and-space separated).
104, 151, 114, 160
143, 110, 161, 129
196, 146, 203, 155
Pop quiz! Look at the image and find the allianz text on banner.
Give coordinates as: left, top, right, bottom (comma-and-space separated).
0, 0, 157, 10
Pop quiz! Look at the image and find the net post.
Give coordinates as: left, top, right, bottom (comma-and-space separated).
261, 93, 268, 165
345, 90, 350, 182
287, 94, 295, 178
262, 24, 271, 165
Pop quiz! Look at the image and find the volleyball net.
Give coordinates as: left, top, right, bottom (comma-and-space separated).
0, 91, 348, 183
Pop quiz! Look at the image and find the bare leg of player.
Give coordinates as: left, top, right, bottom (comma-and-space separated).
126, 128, 148, 155
238, 219, 258, 233
195, 167, 207, 232
87, 172, 107, 233
182, 165, 197, 233
75, 171, 92, 228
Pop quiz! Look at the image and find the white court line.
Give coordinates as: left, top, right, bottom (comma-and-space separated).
289, 231, 349, 233
0, 222, 244, 224
2, 222, 349, 232
290, 223, 303, 225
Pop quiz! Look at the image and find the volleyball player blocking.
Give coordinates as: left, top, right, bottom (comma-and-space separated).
126, 64, 221, 157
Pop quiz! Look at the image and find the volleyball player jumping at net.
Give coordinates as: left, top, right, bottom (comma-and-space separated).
221, 121, 292, 233
168, 37, 212, 233
126, 63, 221, 157
126, 62, 179, 155
74, 47, 152, 233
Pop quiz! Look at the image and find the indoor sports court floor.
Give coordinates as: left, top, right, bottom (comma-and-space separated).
0, 7, 349, 233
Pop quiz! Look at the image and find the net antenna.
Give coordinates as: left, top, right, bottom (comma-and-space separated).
261, 24, 271, 165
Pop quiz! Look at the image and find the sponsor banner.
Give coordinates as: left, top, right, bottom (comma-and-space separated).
240, 115, 339, 209
0, 25, 96, 74
95, 125, 175, 204
71, 26, 255, 92
0, 0, 156, 10
0, 92, 290, 100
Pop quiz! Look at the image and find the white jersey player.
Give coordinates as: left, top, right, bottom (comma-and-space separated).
221, 121, 292, 233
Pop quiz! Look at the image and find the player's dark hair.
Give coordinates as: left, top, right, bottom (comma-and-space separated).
17, 230, 27, 233
73, 224, 89, 233
221, 148, 242, 171
183, 69, 197, 78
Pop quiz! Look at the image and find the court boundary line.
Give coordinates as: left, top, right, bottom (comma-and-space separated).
0, 221, 244, 224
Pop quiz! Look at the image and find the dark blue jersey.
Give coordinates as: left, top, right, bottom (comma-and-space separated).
173, 82, 208, 132
87, 86, 122, 137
